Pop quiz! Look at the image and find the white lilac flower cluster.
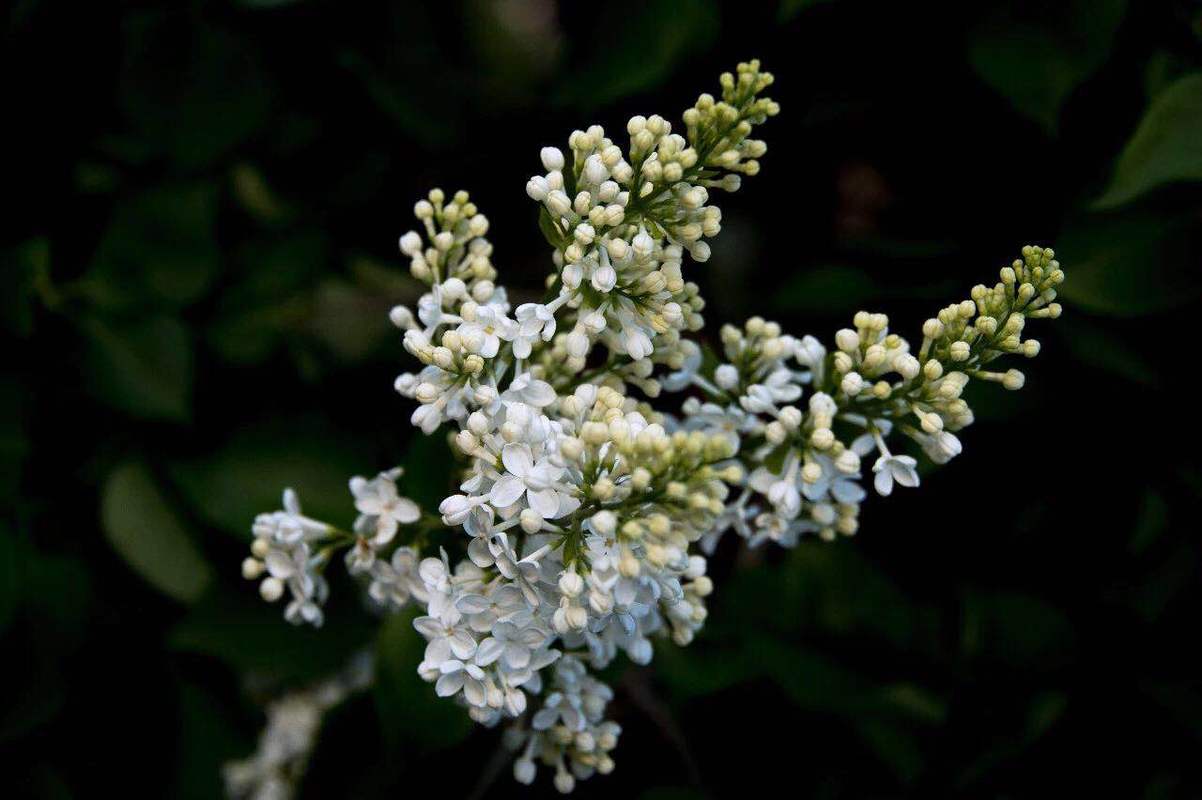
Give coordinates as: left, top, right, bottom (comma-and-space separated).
234, 60, 1066, 794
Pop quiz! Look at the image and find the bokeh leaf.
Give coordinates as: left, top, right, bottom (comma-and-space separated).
1, 237, 47, 338
968, 0, 1126, 134
173, 681, 250, 800
207, 234, 326, 365
779, 0, 836, 22
0, 530, 19, 634
119, 15, 273, 168
1095, 73, 1202, 208
0, 381, 28, 506
78, 183, 219, 311
552, 0, 718, 111
960, 590, 1074, 667
1056, 210, 1201, 316
1055, 318, 1158, 385
170, 590, 374, 684
102, 462, 213, 603
81, 314, 192, 422
169, 418, 372, 538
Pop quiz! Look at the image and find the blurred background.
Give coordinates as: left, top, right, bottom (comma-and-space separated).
4, 0, 1202, 797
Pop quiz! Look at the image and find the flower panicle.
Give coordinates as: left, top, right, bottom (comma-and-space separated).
230, 61, 1064, 797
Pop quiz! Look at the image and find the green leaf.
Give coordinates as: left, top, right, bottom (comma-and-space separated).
538, 206, 567, 250
858, 719, 925, 783
101, 462, 213, 603
172, 681, 250, 800
170, 590, 374, 684
305, 279, 395, 362
0, 530, 19, 634
119, 16, 273, 168
1095, 73, 1202, 208
230, 163, 291, 225
0, 380, 28, 506
779, 0, 836, 22
957, 690, 1067, 787
1130, 490, 1167, 554
1055, 318, 1158, 385
1056, 210, 1201, 316
375, 609, 474, 752
81, 314, 192, 422
960, 591, 1073, 667
78, 183, 219, 311
642, 789, 706, 800
168, 418, 372, 538
968, 0, 1126, 134
656, 638, 760, 701
207, 234, 327, 365
774, 265, 881, 312
552, 0, 719, 111
398, 432, 458, 511
0, 237, 48, 338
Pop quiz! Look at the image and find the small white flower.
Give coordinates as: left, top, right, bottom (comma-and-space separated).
476, 621, 550, 670
458, 305, 516, 358
434, 659, 488, 706
350, 470, 420, 546
872, 453, 920, 496
513, 303, 558, 359
490, 443, 568, 519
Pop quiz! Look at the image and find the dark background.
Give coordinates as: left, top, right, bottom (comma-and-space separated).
4, 0, 1202, 797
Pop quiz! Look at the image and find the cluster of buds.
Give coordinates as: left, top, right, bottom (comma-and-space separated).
231, 61, 1065, 796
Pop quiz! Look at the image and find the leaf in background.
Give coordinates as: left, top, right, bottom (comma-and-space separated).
0, 381, 28, 507
857, 719, 925, 784
1056, 210, 1201, 316
1055, 318, 1158, 385
208, 234, 327, 365
399, 432, 458, 511
305, 279, 396, 362
337, 49, 455, 150
168, 418, 372, 538
794, 544, 932, 651
762, 638, 946, 724
960, 591, 1074, 668
552, 0, 719, 111
20, 546, 92, 642
642, 789, 707, 800
0, 645, 65, 745
779, 0, 837, 22
119, 15, 273, 168
957, 690, 1067, 787
375, 609, 473, 752
774, 265, 880, 312
170, 590, 374, 684
230, 163, 292, 225
78, 183, 220, 311
0, 530, 19, 634
656, 638, 760, 701
1, 237, 47, 338
968, 0, 1126, 134
101, 462, 213, 603
172, 681, 250, 800
1130, 490, 1167, 554
1094, 73, 1202, 208
464, 0, 564, 103
235, 0, 304, 8
1128, 540, 1197, 621
81, 314, 192, 422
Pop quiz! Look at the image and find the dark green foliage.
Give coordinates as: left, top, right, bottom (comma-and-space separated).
4, 0, 1202, 797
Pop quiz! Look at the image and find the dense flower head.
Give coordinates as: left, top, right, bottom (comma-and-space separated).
233, 60, 1065, 796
